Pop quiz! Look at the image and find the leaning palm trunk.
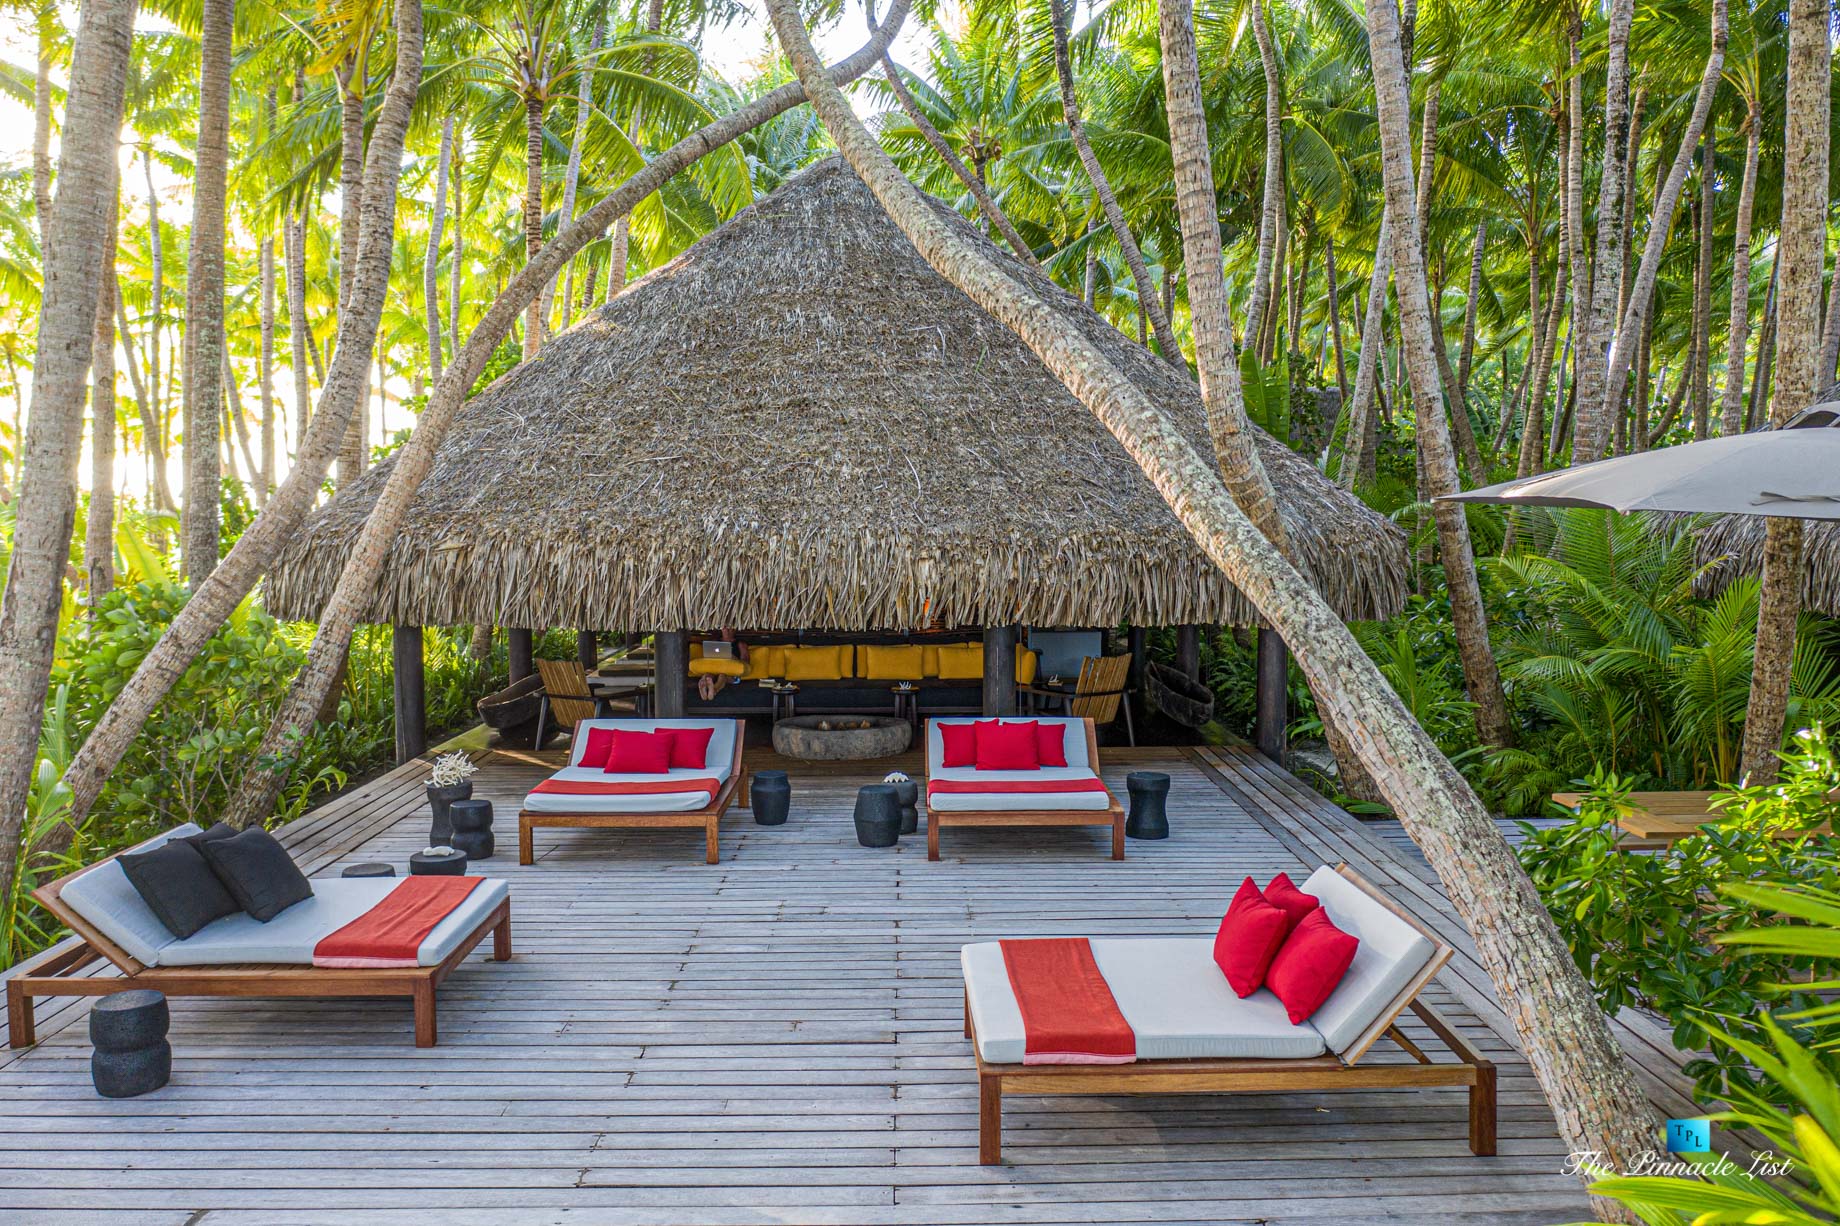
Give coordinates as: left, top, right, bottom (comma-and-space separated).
285, 205, 312, 452
424, 115, 453, 382
1691, 130, 1716, 440
1597, 0, 1728, 459
54, 0, 428, 831
258, 226, 275, 503
335, 59, 371, 484
1049, 0, 1178, 363
1719, 98, 1760, 436
216, 3, 920, 827
1570, 0, 1635, 464
1336, 209, 1390, 490
765, 0, 1659, 1205
880, 57, 1037, 268
31, 17, 53, 245
0, 0, 138, 946
522, 94, 545, 358
181, 0, 233, 588
1365, 1, 1512, 750
1243, 0, 1283, 355
1742, 0, 1827, 784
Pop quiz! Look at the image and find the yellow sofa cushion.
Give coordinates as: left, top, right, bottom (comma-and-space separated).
921, 645, 941, 678
1015, 647, 1039, 685
688, 657, 747, 678
741, 645, 782, 679
782, 644, 852, 681
934, 642, 984, 680
859, 644, 925, 680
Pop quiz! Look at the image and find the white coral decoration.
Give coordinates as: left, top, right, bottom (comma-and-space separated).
883, 770, 910, 783
430, 752, 478, 787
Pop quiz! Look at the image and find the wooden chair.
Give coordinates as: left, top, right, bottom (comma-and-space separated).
8, 839, 513, 1050
534, 657, 596, 748
966, 864, 1493, 1164
1020, 654, 1134, 745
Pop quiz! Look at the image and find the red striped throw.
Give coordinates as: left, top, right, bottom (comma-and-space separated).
928, 777, 1109, 801
998, 937, 1136, 1065
313, 877, 483, 968
529, 777, 721, 797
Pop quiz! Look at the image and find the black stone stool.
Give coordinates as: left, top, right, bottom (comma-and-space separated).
751, 770, 791, 825
853, 784, 901, 847
448, 799, 495, 861
90, 990, 170, 1099
889, 778, 920, 835
1125, 772, 1172, 840
342, 862, 396, 878
409, 848, 468, 876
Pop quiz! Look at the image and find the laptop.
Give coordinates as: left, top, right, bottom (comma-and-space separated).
701, 640, 738, 661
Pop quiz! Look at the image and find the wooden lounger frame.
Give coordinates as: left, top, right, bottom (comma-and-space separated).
517, 722, 748, 866
9, 843, 513, 1051
925, 717, 1125, 861
966, 864, 1495, 1163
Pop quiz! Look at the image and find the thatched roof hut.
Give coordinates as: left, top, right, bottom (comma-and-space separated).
267, 157, 1406, 633
1697, 519, 1840, 616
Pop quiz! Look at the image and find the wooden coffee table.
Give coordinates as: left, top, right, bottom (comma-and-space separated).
1549, 789, 1831, 850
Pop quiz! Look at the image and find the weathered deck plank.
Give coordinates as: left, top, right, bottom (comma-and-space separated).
0, 739, 1703, 1222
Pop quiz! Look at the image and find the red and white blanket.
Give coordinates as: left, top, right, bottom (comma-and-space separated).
998, 937, 1136, 1065
528, 777, 721, 798
927, 777, 1109, 801
313, 877, 483, 968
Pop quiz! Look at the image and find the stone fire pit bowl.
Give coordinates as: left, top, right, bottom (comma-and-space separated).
772, 715, 912, 761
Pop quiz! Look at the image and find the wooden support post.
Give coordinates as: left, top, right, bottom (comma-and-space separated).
981, 624, 1017, 716
654, 630, 688, 718
508, 629, 534, 682
576, 630, 598, 672
392, 625, 426, 764
1174, 624, 1202, 681
1255, 624, 1289, 764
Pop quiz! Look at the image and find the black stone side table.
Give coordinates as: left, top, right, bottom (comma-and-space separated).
889, 779, 920, 835
90, 990, 170, 1098
409, 849, 469, 876
342, 862, 396, 878
853, 784, 901, 847
448, 799, 496, 861
751, 770, 791, 825
1125, 772, 1171, 840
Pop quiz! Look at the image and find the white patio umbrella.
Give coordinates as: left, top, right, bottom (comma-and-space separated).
1442, 405, 1840, 519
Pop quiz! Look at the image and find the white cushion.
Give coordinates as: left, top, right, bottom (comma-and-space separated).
1297, 866, 1437, 1054
521, 762, 729, 814
927, 765, 1112, 811
565, 719, 738, 775
157, 878, 509, 967
928, 717, 1090, 771
58, 824, 203, 966
961, 938, 1327, 1063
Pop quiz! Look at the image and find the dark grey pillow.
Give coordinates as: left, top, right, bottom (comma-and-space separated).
198, 829, 313, 922
179, 822, 240, 852
119, 839, 242, 939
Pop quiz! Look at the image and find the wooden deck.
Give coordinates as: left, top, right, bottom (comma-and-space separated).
0, 740, 1705, 1224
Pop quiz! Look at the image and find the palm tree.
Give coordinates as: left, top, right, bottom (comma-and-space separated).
1742, 0, 1826, 783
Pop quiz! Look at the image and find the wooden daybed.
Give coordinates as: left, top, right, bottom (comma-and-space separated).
924, 717, 1126, 861
961, 864, 1495, 1163
517, 718, 748, 866
8, 833, 512, 1050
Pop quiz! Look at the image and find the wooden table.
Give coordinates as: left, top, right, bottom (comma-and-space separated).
586, 674, 653, 717
1549, 789, 1833, 849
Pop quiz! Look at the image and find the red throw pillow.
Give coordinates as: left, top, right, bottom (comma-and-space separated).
604, 729, 673, 774
938, 722, 978, 768
1265, 909, 1361, 1024
1262, 873, 1321, 932
662, 725, 715, 770
974, 720, 1040, 770
1213, 877, 1292, 997
1034, 721, 1069, 768
577, 726, 617, 768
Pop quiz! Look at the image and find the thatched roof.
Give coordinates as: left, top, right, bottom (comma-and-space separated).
1697, 518, 1840, 616
266, 158, 1407, 632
